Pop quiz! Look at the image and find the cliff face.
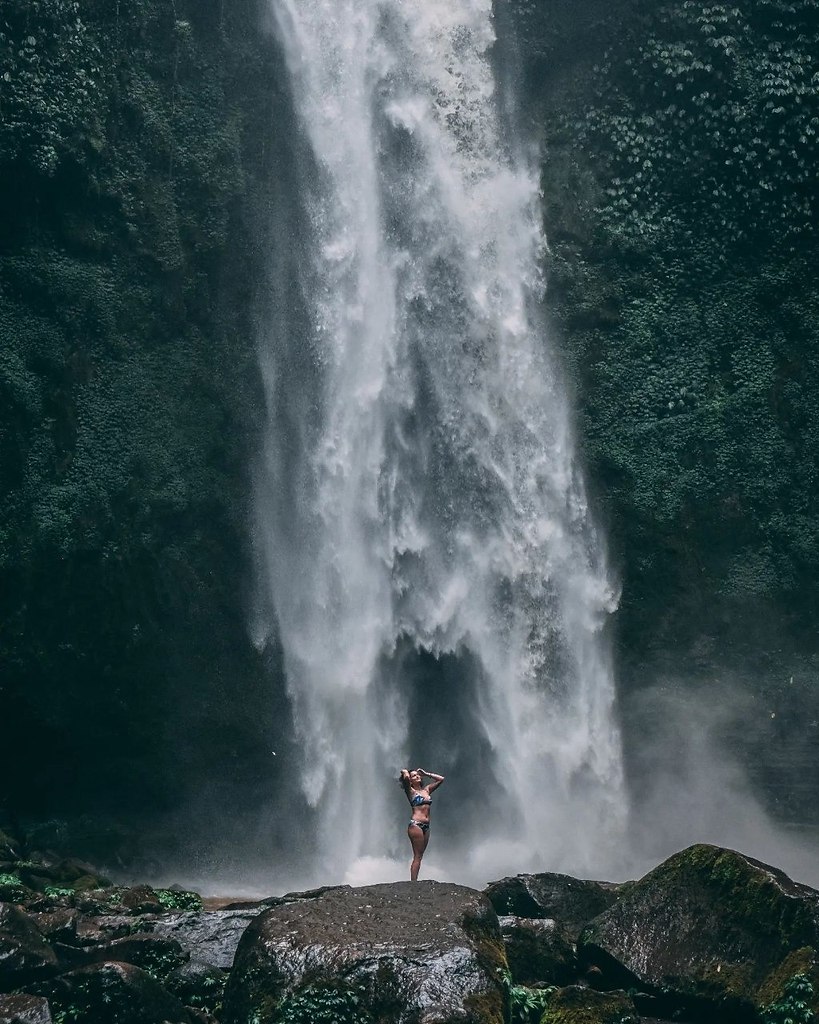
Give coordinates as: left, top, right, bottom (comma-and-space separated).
1, 0, 817, 851
0, 0, 288, 845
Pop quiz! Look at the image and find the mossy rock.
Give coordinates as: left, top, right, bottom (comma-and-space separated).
539, 986, 636, 1024
579, 844, 819, 1016
540, 987, 634, 1024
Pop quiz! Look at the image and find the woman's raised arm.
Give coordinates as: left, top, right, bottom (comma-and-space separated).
420, 769, 445, 793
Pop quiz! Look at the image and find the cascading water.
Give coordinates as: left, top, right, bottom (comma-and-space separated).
254, 0, 625, 886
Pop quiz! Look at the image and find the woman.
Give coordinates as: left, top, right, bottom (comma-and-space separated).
399, 766, 445, 881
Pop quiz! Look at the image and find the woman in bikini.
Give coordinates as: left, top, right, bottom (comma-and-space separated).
399, 767, 445, 881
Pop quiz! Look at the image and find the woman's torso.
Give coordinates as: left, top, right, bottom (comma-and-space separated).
408, 787, 432, 822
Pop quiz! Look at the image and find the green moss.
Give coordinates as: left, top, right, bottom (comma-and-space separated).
462, 907, 511, 977
539, 987, 636, 1024
757, 950, 819, 1012
659, 846, 815, 956
464, 989, 507, 1024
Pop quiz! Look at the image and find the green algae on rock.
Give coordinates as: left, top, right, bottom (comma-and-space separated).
539, 986, 637, 1024
579, 844, 819, 1017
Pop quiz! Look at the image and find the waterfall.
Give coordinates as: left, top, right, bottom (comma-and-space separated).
254, 0, 625, 885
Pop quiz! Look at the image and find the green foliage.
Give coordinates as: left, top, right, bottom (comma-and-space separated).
531, 0, 819, 666
154, 887, 203, 911
763, 974, 816, 1024
575, 0, 819, 247
0, 0, 277, 834
510, 984, 556, 1024
273, 984, 372, 1024
44, 885, 75, 898
0, 0, 104, 173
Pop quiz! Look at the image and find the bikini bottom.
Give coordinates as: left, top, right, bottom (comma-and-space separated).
408, 820, 430, 834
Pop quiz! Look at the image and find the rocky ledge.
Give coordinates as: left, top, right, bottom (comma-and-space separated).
0, 827, 817, 1024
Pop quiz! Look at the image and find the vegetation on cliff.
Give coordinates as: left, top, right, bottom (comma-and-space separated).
0, 0, 283, 838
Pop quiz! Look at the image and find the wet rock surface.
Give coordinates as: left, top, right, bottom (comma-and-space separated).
498, 915, 576, 986
0, 837, 815, 1023
0, 994, 52, 1024
223, 880, 508, 1024
485, 872, 623, 937
145, 906, 266, 970
0, 905, 58, 991
579, 843, 819, 1018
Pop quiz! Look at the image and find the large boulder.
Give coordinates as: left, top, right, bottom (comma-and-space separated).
579, 844, 819, 1018
31, 961, 192, 1024
0, 904, 58, 991
223, 880, 508, 1024
497, 916, 576, 986
484, 873, 622, 938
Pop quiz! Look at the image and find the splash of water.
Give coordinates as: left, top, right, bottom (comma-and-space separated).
254, 0, 625, 885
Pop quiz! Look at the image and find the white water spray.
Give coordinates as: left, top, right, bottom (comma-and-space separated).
254, 0, 625, 885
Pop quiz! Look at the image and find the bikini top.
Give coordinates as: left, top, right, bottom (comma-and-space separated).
410, 793, 432, 807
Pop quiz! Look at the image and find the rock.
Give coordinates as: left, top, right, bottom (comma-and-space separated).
165, 960, 227, 1015
54, 934, 187, 979
74, 914, 139, 946
52, 860, 106, 886
485, 873, 623, 938
68, 885, 162, 917
27, 910, 78, 945
539, 986, 637, 1023
0, 993, 52, 1024
71, 874, 110, 893
31, 961, 191, 1024
115, 885, 166, 914
0, 904, 58, 991
579, 843, 819, 1018
145, 906, 267, 970
223, 880, 508, 1024
0, 835, 21, 863
498, 916, 576, 986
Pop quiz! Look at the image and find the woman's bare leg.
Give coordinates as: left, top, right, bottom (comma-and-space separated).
408, 825, 426, 881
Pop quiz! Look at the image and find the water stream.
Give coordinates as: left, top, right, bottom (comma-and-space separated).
253, 0, 625, 885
